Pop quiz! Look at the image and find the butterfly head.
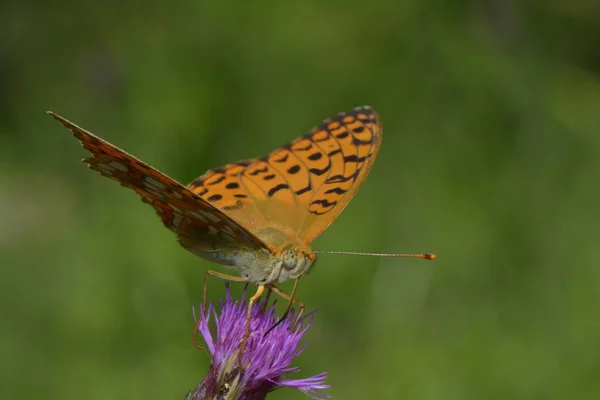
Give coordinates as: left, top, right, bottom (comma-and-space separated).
277, 246, 317, 282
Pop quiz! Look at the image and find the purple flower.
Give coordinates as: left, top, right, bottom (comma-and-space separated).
186, 284, 330, 400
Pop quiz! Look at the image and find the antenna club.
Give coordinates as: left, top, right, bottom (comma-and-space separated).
425, 253, 436, 260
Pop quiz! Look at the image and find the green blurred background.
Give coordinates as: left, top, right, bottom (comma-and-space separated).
2, 1, 600, 399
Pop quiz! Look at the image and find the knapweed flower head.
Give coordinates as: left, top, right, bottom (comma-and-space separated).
186, 284, 330, 400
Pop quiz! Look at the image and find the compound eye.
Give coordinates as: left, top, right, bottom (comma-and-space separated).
282, 250, 298, 270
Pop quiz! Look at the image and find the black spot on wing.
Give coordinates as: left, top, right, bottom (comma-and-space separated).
287, 165, 301, 174
309, 209, 329, 215
208, 194, 222, 202
296, 143, 313, 151
311, 199, 338, 208
195, 187, 208, 196
249, 166, 269, 176
309, 163, 331, 176
295, 184, 312, 195
325, 187, 346, 195
352, 137, 374, 146
309, 198, 338, 215
325, 171, 360, 183
206, 175, 226, 185
268, 183, 290, 197
344, 155, 369, 163
226, 182, 240, 189
274, 154, 289, 163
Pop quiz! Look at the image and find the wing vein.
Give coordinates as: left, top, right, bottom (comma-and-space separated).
265, 151, 301, 210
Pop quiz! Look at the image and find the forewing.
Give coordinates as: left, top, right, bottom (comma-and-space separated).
187, 106, 382, 244
48, 112, 269, 251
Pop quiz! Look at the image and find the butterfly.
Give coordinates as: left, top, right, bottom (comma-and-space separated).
48, 106, 434, 351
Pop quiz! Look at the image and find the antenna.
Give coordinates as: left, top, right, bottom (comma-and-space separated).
313, 250, 436, 260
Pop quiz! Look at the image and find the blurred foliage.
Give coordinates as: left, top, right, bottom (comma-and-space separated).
2, 0, 600, 399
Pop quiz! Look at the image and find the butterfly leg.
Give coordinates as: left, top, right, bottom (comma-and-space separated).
261, 286, 274, 312
265, 280, 306, 333
193, 269, 247, 351
202, 269, 247, 313
239, 284, 265, 361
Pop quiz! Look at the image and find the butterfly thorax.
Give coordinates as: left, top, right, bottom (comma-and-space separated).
250, 226, 316, 284
179, 224, 315, 285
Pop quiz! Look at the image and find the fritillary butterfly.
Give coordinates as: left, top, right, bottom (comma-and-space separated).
49, 106, 434, 350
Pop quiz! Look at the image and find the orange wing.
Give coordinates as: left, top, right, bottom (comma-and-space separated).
48, 112, 270, 252
188, 106, 382, 244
